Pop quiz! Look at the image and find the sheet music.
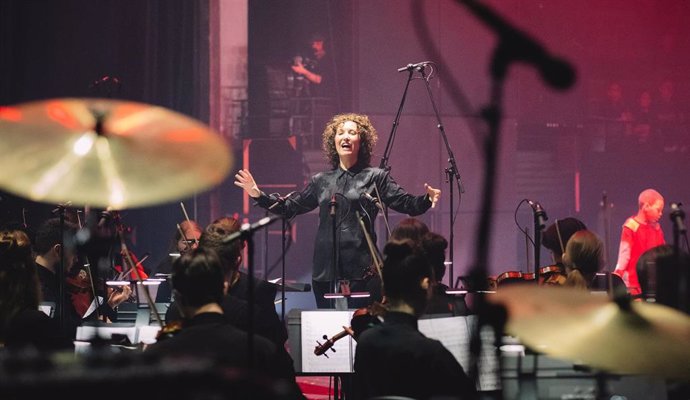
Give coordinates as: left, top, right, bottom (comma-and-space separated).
82, 296, 104, 319
300, 310, 355, 373
76, 325, 137, 344
138, 325, 162, 344
418, 315, 500, 391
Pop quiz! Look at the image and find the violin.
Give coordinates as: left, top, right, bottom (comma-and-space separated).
155, 320, 184, 342
494, 270, 539, 289
314, 301, 387, 357
66, 265, 98, 318
538, 264, 567, 286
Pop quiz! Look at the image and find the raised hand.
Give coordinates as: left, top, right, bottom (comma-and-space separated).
234, 169, 261, 198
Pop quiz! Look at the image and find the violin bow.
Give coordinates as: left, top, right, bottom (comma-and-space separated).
355, 211, 383, 280
114, 214, 164, 328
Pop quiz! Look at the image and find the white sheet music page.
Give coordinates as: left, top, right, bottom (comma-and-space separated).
418, 315, 500, 391
300, 310, 355, 373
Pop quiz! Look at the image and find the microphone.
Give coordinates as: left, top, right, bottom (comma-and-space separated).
527, 200, 548, 230
222, 215, 282, 244
362, 192, 384, 211
670, 203, 686, 234
330, 194, 337, 216
459, 0, 576, 90
268, 191, 296, 210
397, 61, 433, 72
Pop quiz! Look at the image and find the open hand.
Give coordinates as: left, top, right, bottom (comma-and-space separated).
424, 183, 441, 208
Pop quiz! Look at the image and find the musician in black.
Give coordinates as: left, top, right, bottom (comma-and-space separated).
353, 239, 477, 400
145, 248, 303, 399
34, 217, 129, 339
165, 217, 287, 347
235, 113, 441, 308
290, 32, 335, 98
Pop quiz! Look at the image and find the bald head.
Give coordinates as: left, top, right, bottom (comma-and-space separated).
638, 189, 664, 209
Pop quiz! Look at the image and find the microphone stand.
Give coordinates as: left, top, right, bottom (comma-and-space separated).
330, 195, 340, 310
378, 68, 416, 242
269, 192, 296, 320
670, 203, 687, 313
223, 215, 281, 369
532, 205, 547, 284
418, 66, 465, 289
52, 204, 68, 336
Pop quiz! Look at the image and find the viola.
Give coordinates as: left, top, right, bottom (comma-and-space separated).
314, 301, 387, 357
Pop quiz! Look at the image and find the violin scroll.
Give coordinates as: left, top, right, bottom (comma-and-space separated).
314, 326, 353, 357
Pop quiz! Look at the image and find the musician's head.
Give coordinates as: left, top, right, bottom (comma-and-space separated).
175, 220, 202, 254
637, 244, 690, 308
199, 217, 243, 284
421, 231, 448, 283
310, 32, 326, 57
323, 113, 378, 170
562, 230, 604, 290
382, 239, 432, 315
542, 217, 587, 264
34, 217, 78, 271
390, 218, 430, 245
171, 247, 225, 311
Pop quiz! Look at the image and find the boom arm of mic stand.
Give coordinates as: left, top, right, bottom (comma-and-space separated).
379, 68, 415, 171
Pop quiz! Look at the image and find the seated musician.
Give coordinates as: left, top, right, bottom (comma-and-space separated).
353, 239, 477, 400
540, 217, 587, 286
562, 230, 626, 294
165, 216, 287, 347
34, 218, 131, 339
145, 248, 303, 399
0, 229, 73, 352
154, 219, 202, 303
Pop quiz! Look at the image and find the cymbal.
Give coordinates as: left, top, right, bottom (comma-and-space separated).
489, 284, 690, 380
0, 98, 232, 209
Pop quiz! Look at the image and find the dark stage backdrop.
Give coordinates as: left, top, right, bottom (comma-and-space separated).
245, 0, 690, 288
0, 0, 212, 269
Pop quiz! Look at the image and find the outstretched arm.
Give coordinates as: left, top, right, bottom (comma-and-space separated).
234, 169, 261, 198
424, 183, 441, 209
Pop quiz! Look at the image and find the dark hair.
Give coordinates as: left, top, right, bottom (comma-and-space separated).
34, 218, 78, 255
390, 218, 430, 244
322, 113, 378, 169
171, 248, 225, 308
382, 239, 431, 313
422, 232, 447, 282
636, 244, 690, 308
542, 217, 587, 255
199, 232, 242, 278
0, 230, 41, 339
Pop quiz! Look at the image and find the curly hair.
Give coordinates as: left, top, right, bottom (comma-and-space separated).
322, 113, 378, 169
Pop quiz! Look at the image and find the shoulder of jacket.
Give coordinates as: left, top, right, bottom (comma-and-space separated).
623, 218, 640, 232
